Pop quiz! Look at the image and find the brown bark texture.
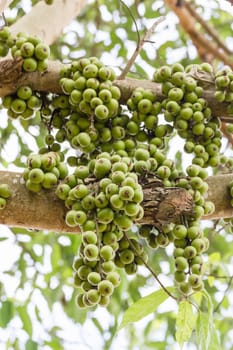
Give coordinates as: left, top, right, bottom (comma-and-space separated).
0, 59, 231, 120
0, 170, 232, 233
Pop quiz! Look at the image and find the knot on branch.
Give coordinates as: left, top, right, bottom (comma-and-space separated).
141, 177, 193, 226
0, 57, 23, 87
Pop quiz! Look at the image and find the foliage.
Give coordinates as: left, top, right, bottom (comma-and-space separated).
0, 1, 233, 350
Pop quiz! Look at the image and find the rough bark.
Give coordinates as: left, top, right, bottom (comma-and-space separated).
0, 59, 231, 120
0, 170, 231, 233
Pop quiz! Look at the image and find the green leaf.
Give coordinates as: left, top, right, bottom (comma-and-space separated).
17, 305, 32, 337
196, 311, 211, 350
196, 291, 221, 350
0, 301, 14, 327
26, 339, 38, 350
175, 300, 196, 347
51, 243, 61, 269
119, 287, 174, 329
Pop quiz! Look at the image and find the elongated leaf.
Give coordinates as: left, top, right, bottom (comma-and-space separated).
26, 339, 38, 350
119, 287, 174, 329
176, 300, 196, 347
196, 311, 211, 350
17, 305, 32, 337
0, 301, 14, 328
196, 291, 221, 350
0, 237, 8, 242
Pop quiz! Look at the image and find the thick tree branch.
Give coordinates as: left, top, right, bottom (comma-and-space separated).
183, 1, 232, 56
164, 0, 233, 67
0, 59, 232, 120
0, 170, 232, 233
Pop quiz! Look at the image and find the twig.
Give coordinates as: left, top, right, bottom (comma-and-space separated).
118, 16, 165, 80
205, 273, 233, 280
214, 275, 233, 313
123, 233, 178, 301
184, 1, 232, 55
119, 0, 140, 45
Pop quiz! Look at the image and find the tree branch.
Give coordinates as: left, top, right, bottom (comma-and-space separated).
164, 0, 233, 67
183, 1, 232, 56
8, 0, 87, 45
118, 16, 165, 80
0, 170, 232, 233
0, 58, 232, 120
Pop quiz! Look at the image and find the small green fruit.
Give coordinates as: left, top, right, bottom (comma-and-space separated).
0, 184, 11, 199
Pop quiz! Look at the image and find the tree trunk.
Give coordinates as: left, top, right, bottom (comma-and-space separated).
0, 170, 231, 233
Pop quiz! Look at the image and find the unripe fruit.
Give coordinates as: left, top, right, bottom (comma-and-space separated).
125, 262, 137, 275
191, 264, 203, 275
26, 180, 41, 193
82, 220, 96, 232
94, 158, 112, 178
119, 186, 135, 201
124, 202, 140, 217
119, 249, 135, 264
173, 224, 187, 239
179, 281, 191, 295
74, 272, 82, 287
0, 197, 6, 209
95, 192, 109, 209
74, 210, 87, 225
73, 257, 84, 271
98, 280, 114, 296
83, 244, 99, 261
29, 168, 44, 184
81, 194, 95, 210
174, 271, 186, 283
0, 184, 11, 199
76, 294, 86, 308
175, 256, 188, 271
66, 210, 78, 227
17, 86, 32, 100
191, 238, 206, 253
34, 43, 50, 60
77, 265, 92, 280
100, 245, 115, 261
99, 295, 110, 307
87, 272, 101, 286
110, 194, 124, 210
11, 98, 27, 114
73, 184, 89, 199
86, 289, 101, 305
106, 271, 121, 287
102, 261, 115, 273
97, 207, 114, 224
111, 171, 125, 184
95, 105, 109, 120
183, 246, 197, 259
23, 57, 37, 72
188, 274, 202, 288
114, 213, 133, 231
82, 231, 98, 245
42, 172, 57, 189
